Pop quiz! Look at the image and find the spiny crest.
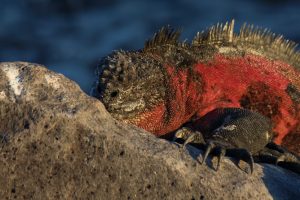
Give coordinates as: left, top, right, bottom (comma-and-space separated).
237, 23, 299, 63
144, 26, 183, 50
192, 20, 235, 45
193, 19, 300, 68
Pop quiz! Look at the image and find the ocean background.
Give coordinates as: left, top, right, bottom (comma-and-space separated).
1, 0, 300, 93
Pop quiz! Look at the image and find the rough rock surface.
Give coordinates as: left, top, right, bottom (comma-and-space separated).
0, 62, 299, 199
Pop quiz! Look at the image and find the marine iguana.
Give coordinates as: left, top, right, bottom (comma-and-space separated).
92, 20, 300, 174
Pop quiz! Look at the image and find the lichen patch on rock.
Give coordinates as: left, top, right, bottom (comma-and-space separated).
1, 63, 24, 100
44, 74, 61, 90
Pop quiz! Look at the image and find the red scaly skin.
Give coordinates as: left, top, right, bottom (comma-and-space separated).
132, 65, 203, 135
132, 53, 300, 154
194, 53, 299, 145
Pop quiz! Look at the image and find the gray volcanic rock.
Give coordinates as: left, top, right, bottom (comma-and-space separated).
0, 62, 299, 199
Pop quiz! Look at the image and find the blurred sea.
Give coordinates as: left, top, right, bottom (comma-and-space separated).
1, 0, 300, 93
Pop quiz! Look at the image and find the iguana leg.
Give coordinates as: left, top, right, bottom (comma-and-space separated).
173, 108, 298, 174
255, 142, 300, 174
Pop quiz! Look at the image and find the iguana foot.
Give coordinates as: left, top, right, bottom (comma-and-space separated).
173, 127, 205, 144
181, 133, 254, 173
174, 127, 254, 173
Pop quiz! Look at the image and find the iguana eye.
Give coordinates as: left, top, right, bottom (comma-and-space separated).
110, 91, 118, 98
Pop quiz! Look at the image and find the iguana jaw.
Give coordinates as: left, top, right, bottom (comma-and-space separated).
119, 99, 145, 112
104, 98, 146, 120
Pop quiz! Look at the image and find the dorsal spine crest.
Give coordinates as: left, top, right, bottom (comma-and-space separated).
190, 20, 300, 69
144, 26, 183, 51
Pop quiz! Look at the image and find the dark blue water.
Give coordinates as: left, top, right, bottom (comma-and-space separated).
1, 0, 300, 92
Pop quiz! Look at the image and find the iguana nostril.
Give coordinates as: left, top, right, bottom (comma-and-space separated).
110, 91, 118, 98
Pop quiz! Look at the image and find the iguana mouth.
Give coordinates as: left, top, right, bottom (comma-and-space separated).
118, 99, 145, 113
105, 99, 146, 119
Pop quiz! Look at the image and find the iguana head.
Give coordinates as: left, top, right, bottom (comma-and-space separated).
93, 26, 199, 125
94, 50, 166, 122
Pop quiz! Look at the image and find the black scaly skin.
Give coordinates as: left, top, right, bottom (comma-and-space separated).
174, 108, 300, 174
